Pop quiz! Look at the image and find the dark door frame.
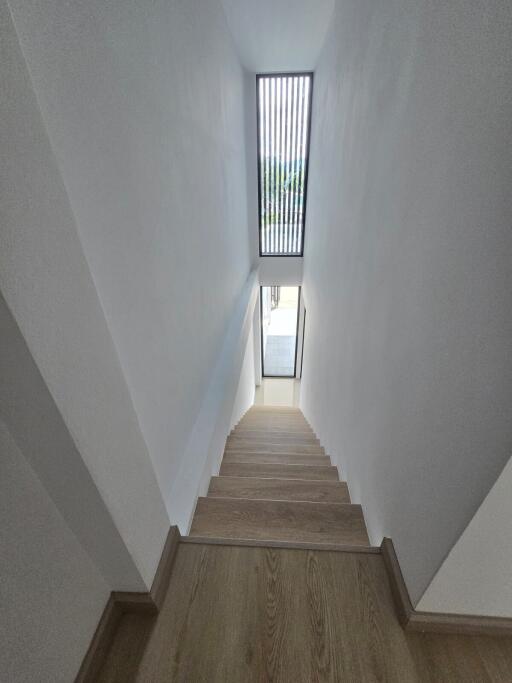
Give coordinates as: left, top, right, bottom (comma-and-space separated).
260, 285, 301, 378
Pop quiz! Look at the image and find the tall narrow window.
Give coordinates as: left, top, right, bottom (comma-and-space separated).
257, 73, 313, 256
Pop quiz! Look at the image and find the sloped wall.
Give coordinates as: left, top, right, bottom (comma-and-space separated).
301, 0, 512, 603
418, 454, 512, 617
7, 0, 252, 514
0, 0, 169, 590
0, 419, 109, 682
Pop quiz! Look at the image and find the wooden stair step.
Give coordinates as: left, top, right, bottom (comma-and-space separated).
189, 498, 370, 546
247, 407, 302, 412
222, 452, 331, 466
237, 422, 311, 431
219, 462, 339, 481
239, 413, 309, 420
208, 476, 350, 503
239, 414, 308, 421
226, 441, 325, 455
232, 429, 315, 438
229, 432, 318, 444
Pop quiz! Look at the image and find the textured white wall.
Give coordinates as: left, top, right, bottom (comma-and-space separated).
418, 455, 512, 617
259, 257, 304, 287
301, 0, 512, 604
221, 0, 334, 72
0, 0, 169, 588
167, 271, 259, 532
6, 0, 252, 521
0, 419, 109, 683
0, 293, 146, 591
230, 323, 256, 429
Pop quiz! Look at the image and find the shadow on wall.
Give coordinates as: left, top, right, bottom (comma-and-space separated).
300, 0, 512, 609
0, 292, 145, 591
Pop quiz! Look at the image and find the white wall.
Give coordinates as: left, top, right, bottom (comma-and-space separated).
0, 293, 146, 591
0, 0, 169, 588
220, 0, 334, 72
259, 257, 304, 286
12, 0, 250, 520
230, 322, 256, 429
301, 0, 512, 604
418, 455, 512, 618
7, 0, 252, 520
166, 271, 259, 532
0, 418, 109, 683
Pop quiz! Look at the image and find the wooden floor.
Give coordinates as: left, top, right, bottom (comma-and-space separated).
98, 543, 512, 682
96, 407, 512, 681
189, 406, 370, 547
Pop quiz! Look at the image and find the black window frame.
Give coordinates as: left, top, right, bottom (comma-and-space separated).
256, 72, 314, 258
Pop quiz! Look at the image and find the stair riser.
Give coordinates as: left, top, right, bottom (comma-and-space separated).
231, 427, 317, 437
226, 442, 325, 455
228, 428, 320, 443
223, 453, 331, 466
190, 498, 369, 546
219, 463, 339, 481
208, 477, 350, 504
239, 416, 309, 423
229, 435, 318, 445
237, 423, 310, 430
239, 415, 309, 422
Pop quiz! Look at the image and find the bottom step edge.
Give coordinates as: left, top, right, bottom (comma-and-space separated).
181, 536, 380, 554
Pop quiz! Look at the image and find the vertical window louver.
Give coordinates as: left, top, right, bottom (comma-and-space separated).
257, 73, 313, 256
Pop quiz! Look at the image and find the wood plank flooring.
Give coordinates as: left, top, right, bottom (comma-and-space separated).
190, 406, 370, 547
97, 543, 512, 682
95, 407, 512, 682
219, 462, 340, 480
207, 476, 350, 503
191, 498, 370, 545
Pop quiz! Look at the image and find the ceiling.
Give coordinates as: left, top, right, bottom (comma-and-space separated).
220, 0, 335, 73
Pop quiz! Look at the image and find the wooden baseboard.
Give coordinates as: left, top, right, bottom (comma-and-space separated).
75, 525, 181, 682
381, 537, 512, 637
150, 525, 181, 610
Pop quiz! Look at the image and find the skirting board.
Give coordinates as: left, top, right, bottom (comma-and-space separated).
381, 537, 512, 637
75, 525, 181, 682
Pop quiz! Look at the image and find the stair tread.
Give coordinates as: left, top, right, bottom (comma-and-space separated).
208, 476, 350, 503
229, 435, 319, 444
223, 452, 331, 466
219, 462, 339, 481
226, 442, 325, 454
229, 433, 319, 444
189, 498, 370, 546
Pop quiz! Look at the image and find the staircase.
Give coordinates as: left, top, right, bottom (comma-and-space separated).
189, 406, 370, 548
94, 405, 512, 681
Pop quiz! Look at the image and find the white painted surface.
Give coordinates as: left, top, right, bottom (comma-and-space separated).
167, 271, 259, 532
230, 322, 256, 430
295, 295, 306, 378
0, 293, 146, 591
253, 295, 263, 386
301, 0, 512, 603
259, 257, 304, 286
6, 0, 251, 524
0, 418, 109, 683
418, 455, 512, 617
255, 379, 301, 407
0, 0, 169, 588
220, 0, 334, 72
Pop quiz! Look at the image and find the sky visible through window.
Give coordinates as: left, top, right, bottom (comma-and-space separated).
257, 74, 312, 256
